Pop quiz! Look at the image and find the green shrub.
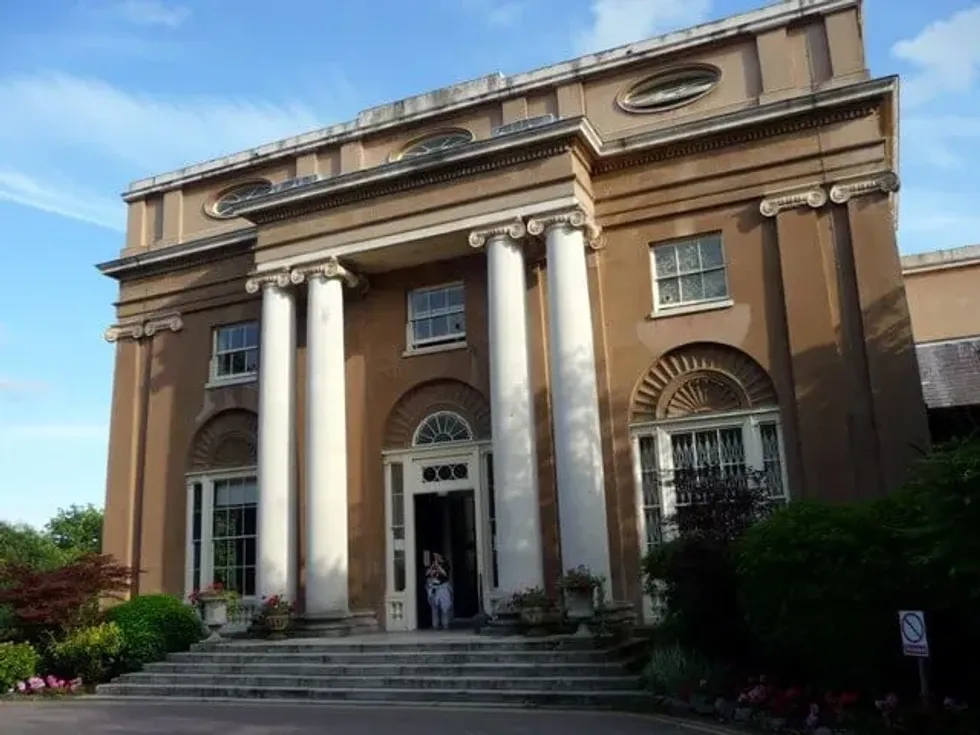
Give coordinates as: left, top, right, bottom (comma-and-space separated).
642, 642, 728, 698
48, 622, 123, 684
735, 501, 910, 690
113, 626, 165, 676
0, 641, 39, 692
105, 594, 203, 660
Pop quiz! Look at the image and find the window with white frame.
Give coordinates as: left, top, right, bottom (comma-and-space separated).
185, 472, 258, 599
650, 233, 729, 312
406, 283, 466, 351
633, 410, 787, 551
211, 322, 259, 383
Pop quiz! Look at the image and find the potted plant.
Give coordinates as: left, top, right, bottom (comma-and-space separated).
188, 582, 237, 640
512, 587, 550, 627
255, 594, 294, 640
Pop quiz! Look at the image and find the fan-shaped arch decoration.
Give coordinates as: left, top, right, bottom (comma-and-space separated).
413, 411, 473, 446
188, 409, 258, 472
384, 380, 490, 449
630, 343, 778, 423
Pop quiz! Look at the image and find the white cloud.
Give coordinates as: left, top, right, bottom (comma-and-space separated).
453, 0, 524, 28
0, 378, 49, 397
576, 0, 712, 54
0, 424, 107, 440
0, 72, 326, 225
0, 169, 124, 231
892, 6, 980, 107
114, 0, 190, 28
903, 116, 980, 170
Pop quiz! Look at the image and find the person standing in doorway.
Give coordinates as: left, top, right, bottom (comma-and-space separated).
425, 552, 453, 630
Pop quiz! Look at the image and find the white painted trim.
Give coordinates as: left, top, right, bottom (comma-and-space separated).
183, 467, 258, 601
647, 298, 734, 320
205, 374, 257, 390
209, 321, 260, 385
381, 440, 492, 460
381, 443, 490, 630
255, 196, 579, 273
629, 405, 781, 432
405, 281, 467, 353
123, 0, 859, 198
411, 411, 474, 447
402, 341, 469, 358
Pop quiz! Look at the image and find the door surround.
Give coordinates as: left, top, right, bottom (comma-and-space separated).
382, 440, 492, 631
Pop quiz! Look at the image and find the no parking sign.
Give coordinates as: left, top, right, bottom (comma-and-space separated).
898, 610, 929, 658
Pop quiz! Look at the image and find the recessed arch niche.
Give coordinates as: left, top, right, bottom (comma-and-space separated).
383, 380, 491, 450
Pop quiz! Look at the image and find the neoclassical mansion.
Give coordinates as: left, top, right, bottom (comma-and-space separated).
99, 0, 928, 630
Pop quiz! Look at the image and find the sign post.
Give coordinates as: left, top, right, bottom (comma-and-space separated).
898, 610, 930, 704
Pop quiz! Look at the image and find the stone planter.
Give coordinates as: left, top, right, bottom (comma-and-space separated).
265, 613, 291, 640
520, 605, 547, 627
199, 596, 229, 641
563, 587, 594, 636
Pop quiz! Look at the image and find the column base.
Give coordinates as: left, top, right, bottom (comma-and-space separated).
299, 609, 380, 637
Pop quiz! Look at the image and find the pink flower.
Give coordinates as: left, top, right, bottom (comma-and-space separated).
15, 681, 26, 693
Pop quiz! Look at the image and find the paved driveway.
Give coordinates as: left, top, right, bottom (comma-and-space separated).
0, 700, 725, 735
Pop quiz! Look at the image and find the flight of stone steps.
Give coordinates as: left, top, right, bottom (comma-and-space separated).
96, 634, 649, 709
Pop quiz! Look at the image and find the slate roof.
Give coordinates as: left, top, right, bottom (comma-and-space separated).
916, 337, 980, 409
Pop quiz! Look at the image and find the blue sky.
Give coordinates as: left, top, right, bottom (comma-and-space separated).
0, 0, 978, 528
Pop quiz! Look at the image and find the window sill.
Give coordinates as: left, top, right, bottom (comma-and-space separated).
402, 341, 468, 358
647, 298, 734, 320
205, 374, 257, 390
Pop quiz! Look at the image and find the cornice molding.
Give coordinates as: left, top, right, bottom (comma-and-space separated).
467, 219, 527, 249
829, 171, 900, 204
104, 312, 183, 343
527, 207, 603, 250
245, 269, 291, 294
759, 186, 828, 218
290, 256, 365, 292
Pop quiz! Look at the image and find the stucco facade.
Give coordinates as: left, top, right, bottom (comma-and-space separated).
99, 0, 928, 630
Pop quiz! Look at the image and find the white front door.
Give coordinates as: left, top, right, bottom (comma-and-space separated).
383, 443, 491, 630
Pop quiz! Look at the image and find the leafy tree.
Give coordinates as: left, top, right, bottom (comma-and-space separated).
44, 504, 103, 558
0, 522, 64, 571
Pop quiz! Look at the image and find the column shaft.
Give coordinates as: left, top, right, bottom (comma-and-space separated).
542, 220, 611, 586
304, 271, 350, 616
485, 232, 544, 593
255, 282, 297, 602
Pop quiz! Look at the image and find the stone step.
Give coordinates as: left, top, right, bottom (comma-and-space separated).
111, 673, 640, 692
142, 661, 625, 677
94, 683, 650, 709
192, 637, 614, 654
167, 650, 614, 665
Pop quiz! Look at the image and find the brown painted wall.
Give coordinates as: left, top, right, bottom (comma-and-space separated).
904, 262, 980, 343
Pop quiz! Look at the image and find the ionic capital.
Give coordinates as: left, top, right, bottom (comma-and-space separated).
104, 312, 183, 343
245, 269, 291, 294
829, 171, 900, 205
759, 187, 828, 218
290, 256, 364, 291
467, 219, 527, 249
526, 207, 603, 250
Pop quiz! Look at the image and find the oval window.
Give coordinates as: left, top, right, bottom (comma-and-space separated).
618, 66, 721, 113
398, 130, 473, 161
207, 180, 273, 218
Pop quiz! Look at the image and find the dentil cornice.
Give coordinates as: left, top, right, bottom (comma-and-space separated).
829, 171, 900, 204
104, 312, 183, 343
526, 207, 603, 250
467, 219, 527, 249
759, 187, 828, 218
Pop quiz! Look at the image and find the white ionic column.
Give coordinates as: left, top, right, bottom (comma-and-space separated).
527, 208, 612, 587
291, 257, 362, 618
246, 270, 297, 602
469, 221, 543, 593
